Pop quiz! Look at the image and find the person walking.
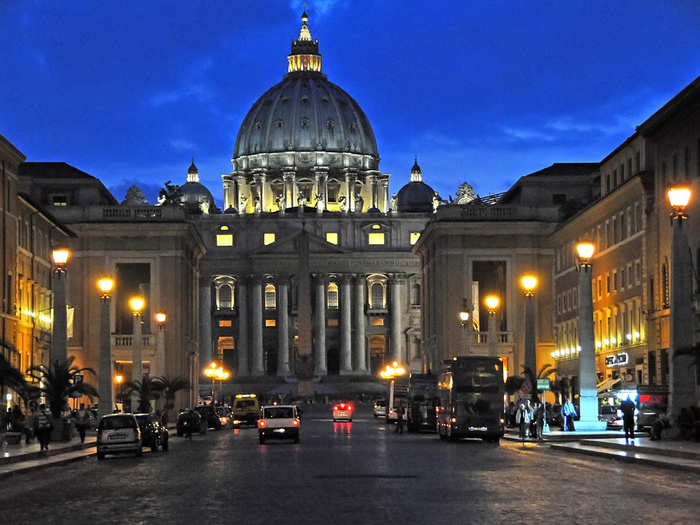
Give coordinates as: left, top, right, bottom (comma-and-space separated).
394, 403, 406, 434
562, 399, 577, 431
531, 400, 544, 441
75, 403, 90, 444
34, 404, 53, 451
620, 396, 636, 443
515, 400, 532, 443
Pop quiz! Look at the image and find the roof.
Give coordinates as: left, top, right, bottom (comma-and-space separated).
523, 162, 600, 178
637, 74, 700, 136
16, 192, 76, 238
19, 162, 118, 205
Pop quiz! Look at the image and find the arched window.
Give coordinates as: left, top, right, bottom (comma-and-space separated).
370, 282, 385, 309
411, 283, 421, 306
661, 262, 669, 308
327, 282, 339, 309
218, 284, 233, 310
265, 284, 277, 310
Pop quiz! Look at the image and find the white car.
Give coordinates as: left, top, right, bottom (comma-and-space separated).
258, 405, 301, 444
97, 414, 142, 460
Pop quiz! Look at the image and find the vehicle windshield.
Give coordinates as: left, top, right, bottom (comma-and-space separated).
100, 415, 136, 430
235, 400, 256, 408
453, 364, 501, 393
264, 407, 294, 419
135, 415, 150, 425
454, 392, 502, 416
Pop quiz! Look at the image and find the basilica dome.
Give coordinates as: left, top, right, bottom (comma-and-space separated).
180, 160, 216, 214
396, 159, 436, 213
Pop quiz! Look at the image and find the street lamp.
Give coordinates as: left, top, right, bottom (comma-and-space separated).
667, 183, 694, 418
379, 361, 407, 420
520, 274, 538, 388
129, 295, 146, 412
154, 312, 167, 380
203, 362, 230, 403
51, 247, 71, 362
575, 241, 606, 430
484, 295, 500, 357
97, 277, 115, 418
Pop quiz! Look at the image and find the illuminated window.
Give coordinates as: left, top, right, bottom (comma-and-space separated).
219, 320, 232, 327
410, 232, 421, 245
370, 318, 384, 326
264, 233, 276, 245
220, 225, 230, 231
327, 283, 339, 309
326, 232, 339, 245
327, 319, 339, 327
265, 319, 276, 327
264, 284, 276, 309
371, 224, 381, 230
368, 232, 385, 245
370, 283, 385, 308
218, 284, 233, 309
52, 195, 68, 207
217, 234, 233, 247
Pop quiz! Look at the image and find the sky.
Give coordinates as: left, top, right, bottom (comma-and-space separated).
2, 0, 700, 207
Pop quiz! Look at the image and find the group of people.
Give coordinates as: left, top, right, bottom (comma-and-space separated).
1, 402, 94, 450
512, 399, 546, 441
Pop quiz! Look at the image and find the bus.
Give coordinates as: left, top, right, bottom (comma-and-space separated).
436, 356, 505, 443
406, 373, 438, 432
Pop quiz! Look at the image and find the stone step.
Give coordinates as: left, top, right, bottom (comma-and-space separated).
0, 446, 96, 479
579, 438, 700, 461
550, 442, 700, 474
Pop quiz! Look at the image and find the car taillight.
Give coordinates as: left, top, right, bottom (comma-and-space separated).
292, 418, 300, 426
333, 405, 339, 411
339, 403, 345, 409
348, 404, 354, 411
258, 420, 267, 429
450, 417, 457, 423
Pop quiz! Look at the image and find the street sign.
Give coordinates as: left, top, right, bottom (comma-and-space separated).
536, 378, 550, 390
73, 374, 84, 384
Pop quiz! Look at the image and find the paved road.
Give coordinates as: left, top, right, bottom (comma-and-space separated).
2, 405, 699, 524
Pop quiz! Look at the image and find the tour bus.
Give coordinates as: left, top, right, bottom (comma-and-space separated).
436, 356, 505, 443
406, 373, 438, 432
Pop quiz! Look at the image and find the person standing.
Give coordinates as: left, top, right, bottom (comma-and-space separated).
34, 404, 53, 451
562, 399, 577, 431
531, 401, 544, 440
620, 396, 636, 443
75, 403, 90, 444
395, 403, 406, 434
516, 400, 532, 442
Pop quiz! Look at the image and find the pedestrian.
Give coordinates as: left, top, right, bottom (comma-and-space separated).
620, 396, 636, 443
34, 403, 53, 451
531, 400, 544, 440
515, 400, 532, 442
11, 404, 24, 434
562, 399, 577, 431
75, 403, 90, 444
395, 403, 406, 434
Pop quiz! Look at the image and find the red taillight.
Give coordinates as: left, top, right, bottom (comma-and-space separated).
339, 403, 345, 409
333, 405, 339, 411
292, 418, 300, 426
258, 420, 267, 429
348, 404, 354, 411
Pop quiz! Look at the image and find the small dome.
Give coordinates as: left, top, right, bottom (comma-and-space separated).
180, 182, 216, 214
396, 159, 436, 213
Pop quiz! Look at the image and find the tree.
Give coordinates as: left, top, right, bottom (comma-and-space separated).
121, 185, 149, 206
153, 376, 189, 412
26, 357, 99, 418
505, 376, 524, 396
537, 363, 557, 380
0, 343, 27, 400
123, 376, 161, 413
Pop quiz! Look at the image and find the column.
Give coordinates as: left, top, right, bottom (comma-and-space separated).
237, 277, 249, 376
250, 276, 264, 376
340, 275, 353, 374
277, 277, 291, 376
353, 274, 368, 374
366, 173, 377, 209
343, 171, 352, 214
390, 274, 405, 362
98, 295, 113, 418
52, 270, 67, 362
131, 312, 142, 410
381, 178, 390, 213
313, 274, 327, 375
199, 283, 212, 367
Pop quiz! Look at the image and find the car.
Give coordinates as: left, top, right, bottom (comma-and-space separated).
599, 405, 622, 430
232, 394, 260, 426
135, 413, 169, 452
332, 402, 354, 422
216, 406, 232, 428
176, 409, 205, 436
96, 414, 142, 460
194, 405, 223, 430
258, 405, 301, 444
373, 400, 387, 418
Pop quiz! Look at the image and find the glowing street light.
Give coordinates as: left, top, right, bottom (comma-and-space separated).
520, 274, 538, 399
379, 361, 407, 421
204, 362, 230, 402
575, 241, 595, 267
51, 247, 71, 269
98, 276, 115, 418
114, 374, 124, 384
129, 296, 145, 314
485, 295, 500, 315
457, 311, 470, 326
154, 312, 167, 325
667, 184, 691, 218
51, 247, 71, 362
129, 295, 146, 412
520, 275, 538, 296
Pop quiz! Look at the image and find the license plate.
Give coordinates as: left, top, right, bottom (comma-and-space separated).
468, 426, 487, 432
109, 433, 126, 440
273, 428, 286, 433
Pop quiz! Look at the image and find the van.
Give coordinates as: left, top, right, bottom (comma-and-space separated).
232, 394, 260, 426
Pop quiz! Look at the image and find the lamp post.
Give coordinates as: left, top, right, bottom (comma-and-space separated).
129, 295, 145, 412
204, 362, 218, 403
203, 362, 230, 404
458, 308, 470, 355
667, 184, 695, 419
154, 312, 167, 379
97, 277, 114, 418
379, 361, 407, 418
575, 241, 606, 430
51, 247, 71, 362
485, 295, 500, 357
520, 275, 538, 377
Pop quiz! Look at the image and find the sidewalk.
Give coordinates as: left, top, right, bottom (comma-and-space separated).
0, 434, 97, 479
551, 436, 700, 474
503, 427, 626, 443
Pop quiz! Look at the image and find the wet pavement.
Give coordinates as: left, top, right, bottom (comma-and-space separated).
2, 404, 699, 524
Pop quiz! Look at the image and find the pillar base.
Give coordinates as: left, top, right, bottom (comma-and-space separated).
339, 368, 355, 375
574, 419, 607, 431
250, 368, 265, 377
277, 368, 291, 377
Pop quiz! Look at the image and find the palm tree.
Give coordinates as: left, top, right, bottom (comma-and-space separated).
0, 343, 27, 399
153, 376, 189, 412
26, 357, 99, 418
505, 375, 524, 396
537, 363, 557, 380
123, 376, 161, 413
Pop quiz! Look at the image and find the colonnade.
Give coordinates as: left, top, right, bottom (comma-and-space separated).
199, 272, 407, 377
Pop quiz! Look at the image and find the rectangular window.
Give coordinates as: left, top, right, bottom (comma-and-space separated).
327, 319, 339, 327
410, 232, 421, 245
606, 274, 611, 294
265, 319, 276, 327
635, 260, 641, 284
613, 271, 618, 291
326, 232, 339, 245
620, 268, 625, 289
597, 277, 602, 299
264, 233, 276, 245
368, 232, 385, 245
370, 318, 384, 326
52, 195, 68, 207
219, 320, 232, 327
606, 174, 611, 194
627, 158, 632, 179
216, 234, 233, 247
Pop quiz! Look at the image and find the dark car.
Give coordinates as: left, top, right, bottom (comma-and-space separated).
194, 405, 222, 430
135, 413, 169, 452
176, 409, 204, 436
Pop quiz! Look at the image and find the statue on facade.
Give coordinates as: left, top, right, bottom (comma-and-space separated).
338, 195, 347, 212
432, 193, 441, 213
275, 192, 285, 213
390, 193, 398, 213
456, 182, 477, 204
298, 190, 307, 208
253, 193, 261, 213
239, 194, 248, 212
158, 181, 182, 206
354, 190, 364, 213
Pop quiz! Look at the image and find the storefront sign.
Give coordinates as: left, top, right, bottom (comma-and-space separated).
605, 352, 629, 368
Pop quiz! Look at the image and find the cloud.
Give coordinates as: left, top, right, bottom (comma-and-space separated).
289, 0, 344, 17
169, 138, 197, 150
150, 84, 213, 107
502, 126, 556, 142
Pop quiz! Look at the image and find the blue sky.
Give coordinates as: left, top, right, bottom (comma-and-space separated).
2, 0, 699, 206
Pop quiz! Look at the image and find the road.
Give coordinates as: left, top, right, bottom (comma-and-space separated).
2, 404, 699, 524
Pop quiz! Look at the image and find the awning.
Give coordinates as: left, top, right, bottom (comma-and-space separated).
597, 377, 621, 393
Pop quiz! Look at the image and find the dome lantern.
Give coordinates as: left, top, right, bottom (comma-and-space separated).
410, 157, 423, 182
288, 11, 322, 74
187, 158, 199, 183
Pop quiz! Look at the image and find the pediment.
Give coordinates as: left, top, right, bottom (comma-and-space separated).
249, 230, 350, 257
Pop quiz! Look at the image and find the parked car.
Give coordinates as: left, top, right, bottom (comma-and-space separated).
194, 405, 222, 430
599, 405, 623, 430
373, 400, 387, 418
176, 409, 204, 436
258, 405, 301, 444
216, 406, 232, 428
332, 402, 354, 422
135, 413, 169, 452
97, 414, 142, 460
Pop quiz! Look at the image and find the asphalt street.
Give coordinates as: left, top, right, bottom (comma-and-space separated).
2, 404, 699, 525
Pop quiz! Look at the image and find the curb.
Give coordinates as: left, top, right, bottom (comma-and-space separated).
0, 448, 97, 479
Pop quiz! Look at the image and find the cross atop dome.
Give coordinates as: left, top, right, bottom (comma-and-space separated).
288, 11, 322, 74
